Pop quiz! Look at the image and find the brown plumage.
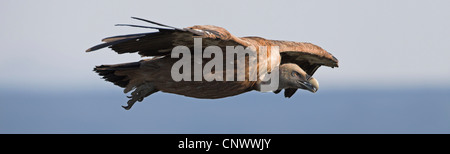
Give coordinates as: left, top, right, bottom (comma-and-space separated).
87, 17, 339, 110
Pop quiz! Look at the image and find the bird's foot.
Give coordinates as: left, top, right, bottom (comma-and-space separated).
122, 83, 154, 110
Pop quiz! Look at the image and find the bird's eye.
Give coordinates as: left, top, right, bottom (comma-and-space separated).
291, 71, 301, 78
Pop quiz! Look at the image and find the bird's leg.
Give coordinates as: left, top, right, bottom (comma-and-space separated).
122, 91, 141, 110
122, 82, 154, 110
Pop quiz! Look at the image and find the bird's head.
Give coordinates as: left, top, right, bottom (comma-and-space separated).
278, 63, 319, 93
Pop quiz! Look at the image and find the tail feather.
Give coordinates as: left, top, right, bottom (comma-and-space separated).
94, 62, 141, 88
94, 61, 159, 110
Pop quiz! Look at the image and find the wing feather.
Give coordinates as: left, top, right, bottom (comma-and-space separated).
86, 18, 250, 57
274, 41, 338, 76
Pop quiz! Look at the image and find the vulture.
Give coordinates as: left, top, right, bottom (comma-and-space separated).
87, 17, 339, 110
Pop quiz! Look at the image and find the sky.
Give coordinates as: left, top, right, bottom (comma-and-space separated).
1, 0, 449, 90
0, 0, 450, 134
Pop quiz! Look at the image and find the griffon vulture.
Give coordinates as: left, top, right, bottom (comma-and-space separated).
87, 17, 339, 110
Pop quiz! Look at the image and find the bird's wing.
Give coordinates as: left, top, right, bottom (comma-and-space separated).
86, 17, 250, 56
269, 40, 339, 98
273, 41, 339, 76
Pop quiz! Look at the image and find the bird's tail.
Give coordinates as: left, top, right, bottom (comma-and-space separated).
94, 62, 141, 90
94, 61, 159, 110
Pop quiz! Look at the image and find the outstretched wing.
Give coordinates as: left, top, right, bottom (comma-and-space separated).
275, 41, 339, 75
86, 17, 250, 57
270, 40, 339, 98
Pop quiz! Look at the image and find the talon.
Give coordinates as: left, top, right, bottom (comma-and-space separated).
123, 98, 138, 110
121, 82, 156, 110
122, 105, 131, 110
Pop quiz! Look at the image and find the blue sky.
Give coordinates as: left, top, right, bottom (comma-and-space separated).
1, 0, 450, 133
1, 0, 449, 89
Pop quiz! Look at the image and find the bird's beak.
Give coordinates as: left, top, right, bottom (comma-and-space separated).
300, 77, 319, 93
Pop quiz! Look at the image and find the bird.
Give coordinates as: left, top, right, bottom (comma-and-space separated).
86, 17, 339, 110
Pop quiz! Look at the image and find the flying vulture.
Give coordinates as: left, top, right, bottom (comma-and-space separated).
87, 17, 339, 110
